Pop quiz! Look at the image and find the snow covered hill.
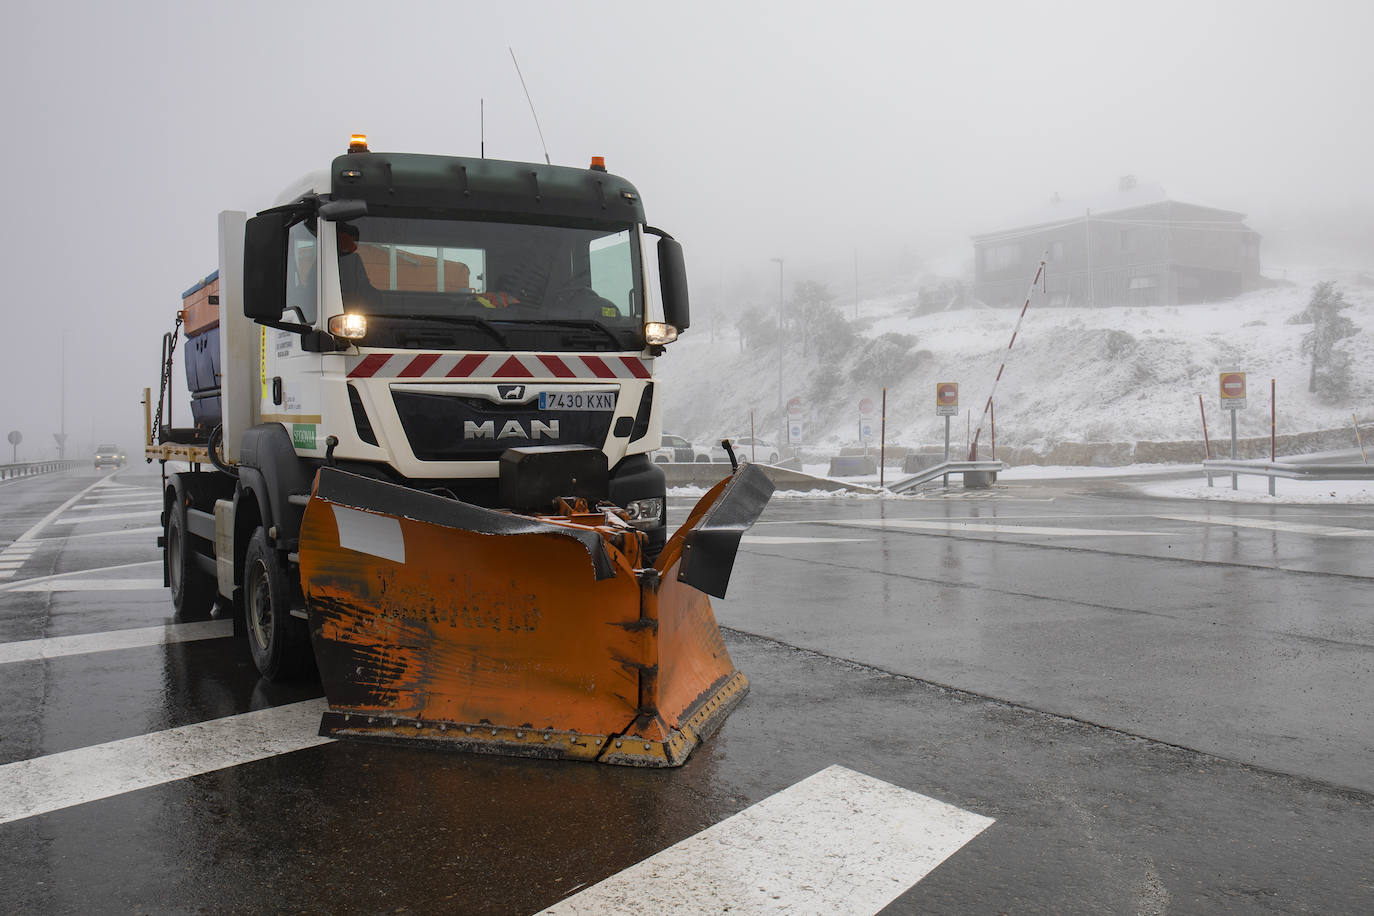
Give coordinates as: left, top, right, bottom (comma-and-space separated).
655, 272, 1374, 464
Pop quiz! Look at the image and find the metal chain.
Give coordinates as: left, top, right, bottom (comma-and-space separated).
151, 315, 183, 445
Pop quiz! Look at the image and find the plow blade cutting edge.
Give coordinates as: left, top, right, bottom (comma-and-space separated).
297, 464, 774, 766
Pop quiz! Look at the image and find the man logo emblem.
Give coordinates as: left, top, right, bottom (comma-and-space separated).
497, 385, 526, 401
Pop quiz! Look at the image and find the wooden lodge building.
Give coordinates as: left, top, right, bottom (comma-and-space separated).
972, 177, 1262, 308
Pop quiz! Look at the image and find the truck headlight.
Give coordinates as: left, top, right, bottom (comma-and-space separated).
645, 322, 678, 345
624, 497, 664, 527
328, 313, 368, 339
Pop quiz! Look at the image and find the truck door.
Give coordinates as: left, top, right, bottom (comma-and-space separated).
261, 219, 324, 456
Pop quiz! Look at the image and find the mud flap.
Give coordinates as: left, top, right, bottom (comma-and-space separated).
298, 465, 772, 767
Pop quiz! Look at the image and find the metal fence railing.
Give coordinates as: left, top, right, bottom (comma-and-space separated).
1201, 458, 1374, 495
888, 460, 1005, 494
0, 460, 86, 481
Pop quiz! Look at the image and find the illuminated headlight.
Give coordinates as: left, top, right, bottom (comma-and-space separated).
645, 322, 678, 345
327, 313, 368, 339
624, 497, 664, 527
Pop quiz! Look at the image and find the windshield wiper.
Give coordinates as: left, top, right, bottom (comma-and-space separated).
502, 318, 626, 349
371, 313, 508, 346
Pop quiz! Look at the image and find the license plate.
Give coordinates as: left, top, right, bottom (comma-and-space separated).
538, 391, 615, 411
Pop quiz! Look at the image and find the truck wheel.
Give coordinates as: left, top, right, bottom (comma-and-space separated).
243, 527, 311, 680
167, 498, 216, 619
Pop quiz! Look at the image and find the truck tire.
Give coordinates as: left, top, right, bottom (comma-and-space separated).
167, 499, 216, 619
243, 527, 311, 680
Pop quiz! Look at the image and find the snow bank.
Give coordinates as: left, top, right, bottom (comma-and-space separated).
658, 272, 1374, 462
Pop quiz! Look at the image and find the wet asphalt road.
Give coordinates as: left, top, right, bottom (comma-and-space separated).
0, 465, 1371, 914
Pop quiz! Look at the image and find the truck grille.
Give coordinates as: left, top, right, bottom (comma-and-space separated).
391, 390, 618, 461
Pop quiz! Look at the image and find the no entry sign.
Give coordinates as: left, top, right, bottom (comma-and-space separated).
1219, 371, 1246, 409
936, 382, 958, 417
859, 398, 874, 416
786, 396, 803, 419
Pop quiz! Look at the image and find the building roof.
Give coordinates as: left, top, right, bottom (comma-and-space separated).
973, 179, 1250, 241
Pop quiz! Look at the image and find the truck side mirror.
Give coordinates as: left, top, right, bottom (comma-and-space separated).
657, 237, 690, 332
243, 212, 290, 322
318, 198, 368, 221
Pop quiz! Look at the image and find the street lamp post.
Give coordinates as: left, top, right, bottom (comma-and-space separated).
59, 329, 68, 459
770, 257, 784, 451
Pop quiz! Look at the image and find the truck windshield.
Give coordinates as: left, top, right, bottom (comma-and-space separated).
336, 215, 645, 352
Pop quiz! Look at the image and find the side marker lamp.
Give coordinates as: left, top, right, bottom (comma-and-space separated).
645, 322, 678, 345
328, 313, 368, 339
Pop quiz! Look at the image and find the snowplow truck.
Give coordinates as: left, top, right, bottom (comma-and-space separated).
147, 136, 772, 767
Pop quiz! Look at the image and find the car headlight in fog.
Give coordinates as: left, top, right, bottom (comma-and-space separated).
645, 322, 678, 345
624, 497, 664, 527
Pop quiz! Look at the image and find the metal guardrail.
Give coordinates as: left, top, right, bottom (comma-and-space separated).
1202, 458, 1374, 495
0, 460, 85, 481
887, 459, 1005, 494
1203, 459, 1374, 480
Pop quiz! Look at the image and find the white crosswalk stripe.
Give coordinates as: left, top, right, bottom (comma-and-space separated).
0, 620, 232, 665
542, 765, 993, 915
0, 700, 331, 826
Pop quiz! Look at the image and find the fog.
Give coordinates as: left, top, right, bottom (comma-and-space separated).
2, 0, 1371, 460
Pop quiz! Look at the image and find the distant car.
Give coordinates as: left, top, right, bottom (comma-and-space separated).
712, 436, 780, 465
652, 434, 711, 464
94, 444, 124, 469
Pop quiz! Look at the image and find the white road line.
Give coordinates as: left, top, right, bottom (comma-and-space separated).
542, 765, 992, 915
26, 526, 162, 542
1155, 514, 1374, 538
0, 620, 233, 665
0, 560, 162, 593
0, 699, 331, 825
14, 477, 111, 543
65, 499, 162, 511
826, 519, 1169, 537
741, 535, 871, 545
10, 578, 166, 593
46, 510, 162, 525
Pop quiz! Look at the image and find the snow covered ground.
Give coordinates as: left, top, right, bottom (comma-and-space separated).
659, 268, 1374, 458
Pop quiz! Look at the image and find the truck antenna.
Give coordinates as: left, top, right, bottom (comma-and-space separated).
481, 98, 485, 159
509, 47, 551, 165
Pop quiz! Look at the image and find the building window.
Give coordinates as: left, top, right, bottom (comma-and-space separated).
1128, 276, 1158, 289
1120, 229, 1138, 252
985, 244, 1021, 272
1050, 240, 1066, 261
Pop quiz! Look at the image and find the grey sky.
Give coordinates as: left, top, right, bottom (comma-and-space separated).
2, 0, 1370, 457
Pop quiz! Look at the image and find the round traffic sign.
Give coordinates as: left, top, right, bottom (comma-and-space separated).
937, 382, 958, 404
6, 431, 20, 446
786, 396, 803, 418
1220, 372, 1246, 399
859, 398, 874, 415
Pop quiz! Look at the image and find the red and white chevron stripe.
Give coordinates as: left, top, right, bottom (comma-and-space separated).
346, 352, 652, 380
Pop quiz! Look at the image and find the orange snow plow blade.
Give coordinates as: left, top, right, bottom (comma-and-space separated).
297, 463, 773, 766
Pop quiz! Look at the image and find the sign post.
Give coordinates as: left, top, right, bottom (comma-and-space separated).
936, 382, 958, 486
879, 388, 887, 488
786, 396, 804, 448
1219, 371, 1246, 490
858, 397, 875, 447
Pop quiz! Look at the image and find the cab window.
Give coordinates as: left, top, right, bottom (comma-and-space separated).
284, 221, 318, 322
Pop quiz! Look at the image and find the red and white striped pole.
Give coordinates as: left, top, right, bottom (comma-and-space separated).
969, 253, 1046, 459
